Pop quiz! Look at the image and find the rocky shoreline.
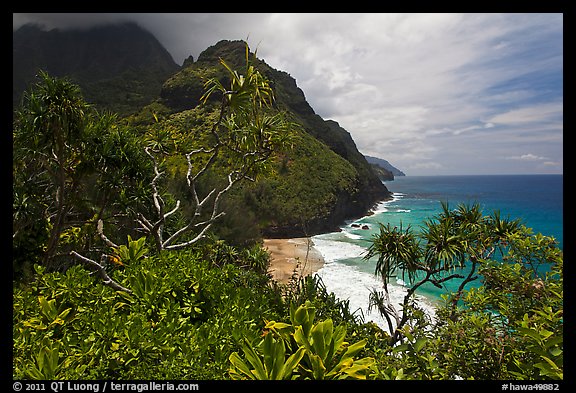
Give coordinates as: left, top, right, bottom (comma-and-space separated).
262, 193, 393, 239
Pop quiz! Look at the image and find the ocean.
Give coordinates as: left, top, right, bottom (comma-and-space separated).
312, 174, 563, 329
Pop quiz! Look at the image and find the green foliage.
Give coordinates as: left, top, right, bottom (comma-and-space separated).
229, 301, 376, 380
111, 236, 149, 266
365, 222, 422, 289
213, 128, 361, 240
389, 325, 441, 380
199, 44, 295, 180
364, 203, 528, 345
514, 310, 563, 379
363, 203, 563, 380
13, 246, 286, 379
124, 43, 297, 252
13, 71, 152, 272
140, 42, 362, 244
13, 204, 563, 380
229, 335, 306, 380
12, 45, 563, 382
429, 257, 563, 380
155, 39, 384, 239
283, 275, 363, 327
13, 71, 91, 269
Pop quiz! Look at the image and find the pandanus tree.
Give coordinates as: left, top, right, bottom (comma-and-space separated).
133, 44, 294, 252
13, 71, 89, 268
364, 202, 523, 346
13, 71, 151, 272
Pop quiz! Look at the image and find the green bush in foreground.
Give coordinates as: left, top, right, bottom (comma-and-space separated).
229, 300, 376, 379
13, 248, 283, 379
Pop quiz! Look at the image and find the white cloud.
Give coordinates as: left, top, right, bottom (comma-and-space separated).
489, 102, 563, 125
506, 153, 548, 161
254, 13, 562, 175
408, 161, 444, 171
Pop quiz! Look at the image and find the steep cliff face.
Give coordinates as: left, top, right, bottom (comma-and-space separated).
13, 22, 180, 115
159, 40, 392, 236
370, 164, 395, 181
365, 155, 406, 177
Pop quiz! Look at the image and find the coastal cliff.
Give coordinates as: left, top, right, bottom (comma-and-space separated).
159, 40, 392, 238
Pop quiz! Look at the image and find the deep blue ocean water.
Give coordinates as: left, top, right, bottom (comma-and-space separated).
312, 175, 563, 327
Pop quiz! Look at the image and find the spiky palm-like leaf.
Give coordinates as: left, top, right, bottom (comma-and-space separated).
364, 222, 422, 291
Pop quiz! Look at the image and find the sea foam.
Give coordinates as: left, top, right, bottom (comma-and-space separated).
370, 192, 405, 215
312, 237, 367, 262
312, 235, 436, 333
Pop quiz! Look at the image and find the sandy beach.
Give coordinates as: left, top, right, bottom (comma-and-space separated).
264, 238, 325, 284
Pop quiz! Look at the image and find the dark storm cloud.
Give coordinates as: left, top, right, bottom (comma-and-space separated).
13, 13, 266, 65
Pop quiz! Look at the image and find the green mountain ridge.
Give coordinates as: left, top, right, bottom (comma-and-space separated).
155, 39, 392, 237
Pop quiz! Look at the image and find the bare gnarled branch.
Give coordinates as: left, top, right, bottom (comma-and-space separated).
70, 251, 132, 293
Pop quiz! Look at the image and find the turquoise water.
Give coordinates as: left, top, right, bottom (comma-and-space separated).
312, 175, 563, 325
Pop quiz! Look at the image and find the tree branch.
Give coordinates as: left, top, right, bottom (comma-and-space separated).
70, 251, 132, 293
97, 219, 118, 249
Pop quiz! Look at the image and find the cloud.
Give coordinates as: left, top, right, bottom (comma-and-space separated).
488, 102, 563, 125
506, 153, 548, 161
256, 14, 562, 175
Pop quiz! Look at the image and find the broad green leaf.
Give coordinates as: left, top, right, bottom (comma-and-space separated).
549, 347, 563, 357
23, 318, 46, 330
414, 337, 427, 353
36, 348, 45, 373
229, 352, 254, 379
265, 321, 292, 330
539, 329, 554, 340
311, 319, 331, 361
535, 356, 563, 379
241, 341, 267, 379
342, 360, 374, 380
262, 333, 281, 377
341, 339, 367, 360
50, 317, 65, 326
327, 357, 353, 378
47, 346, 60, 375
38, 296, 55, 320
271, 337, 286, 380
332, 325, 347, 353
393, 343, 410, 353
26, 367, 45, 380
309, 353, 326, 380
293, 326, 311, 351
281, 347, 306, 379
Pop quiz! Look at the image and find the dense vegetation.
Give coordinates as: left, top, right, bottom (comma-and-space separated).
13, 47, 562, 381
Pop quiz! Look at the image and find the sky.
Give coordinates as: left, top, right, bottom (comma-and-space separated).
13, 13, 563, 176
